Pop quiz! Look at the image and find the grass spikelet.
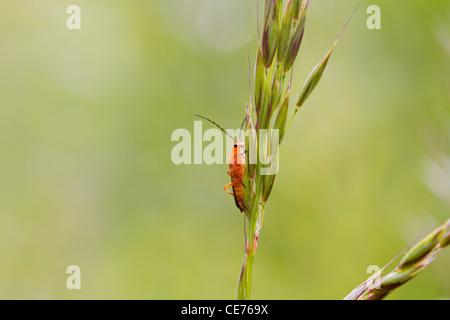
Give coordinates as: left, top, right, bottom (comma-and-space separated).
344, 219, 450, 300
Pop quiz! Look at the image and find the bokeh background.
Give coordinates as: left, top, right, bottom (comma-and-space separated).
0, 0, 449, 299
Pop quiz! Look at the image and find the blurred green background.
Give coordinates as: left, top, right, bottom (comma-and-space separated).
0, 0, 449, 299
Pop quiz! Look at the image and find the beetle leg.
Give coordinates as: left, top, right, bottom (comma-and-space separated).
224, 183, 234, 196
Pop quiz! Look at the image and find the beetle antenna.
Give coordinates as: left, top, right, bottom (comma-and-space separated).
238, 117, 246, 141
194, 114, 237, 143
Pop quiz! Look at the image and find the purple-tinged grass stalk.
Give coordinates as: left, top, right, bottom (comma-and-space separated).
344, 219, 450, 300
236, 0, 363, 300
